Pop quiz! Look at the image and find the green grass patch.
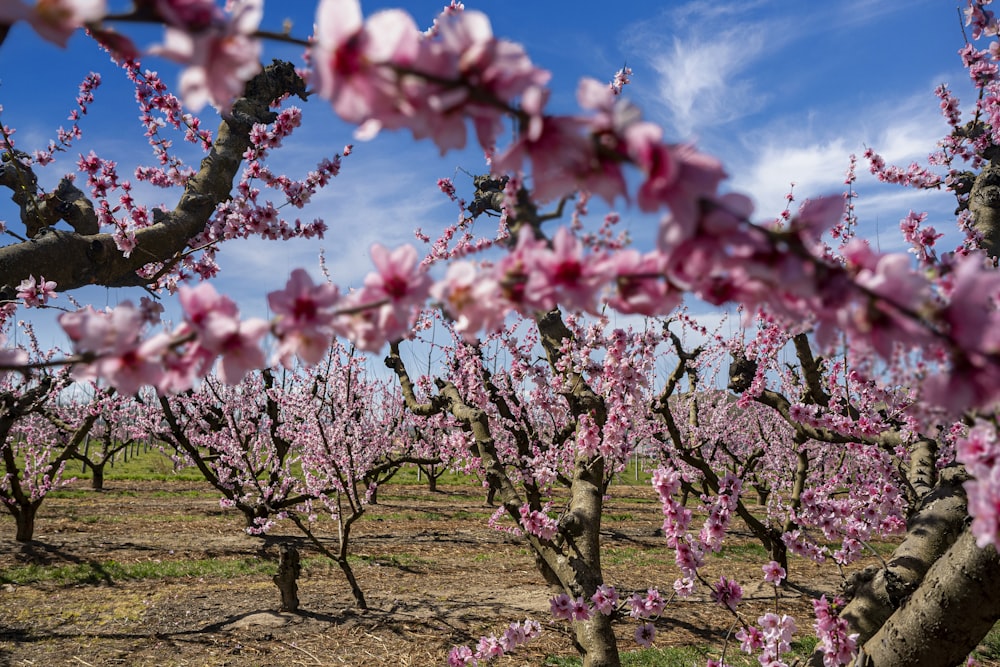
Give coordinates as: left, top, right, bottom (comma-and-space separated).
603, 546, 670, 567
546, 631, 824, 666
545, 645, 720, 667
973, 621, 1000, 661
0, 557, 278, 586
711, 542, 769, 560
59, 447, 207, 482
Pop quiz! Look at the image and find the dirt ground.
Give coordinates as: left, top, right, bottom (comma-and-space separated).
0, 479, 893, 666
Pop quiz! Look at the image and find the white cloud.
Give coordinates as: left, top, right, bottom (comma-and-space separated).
621, 1, 787, 137
727, 86, 955, 224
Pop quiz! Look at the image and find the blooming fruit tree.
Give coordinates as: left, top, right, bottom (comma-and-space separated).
2, 1, 1000, 666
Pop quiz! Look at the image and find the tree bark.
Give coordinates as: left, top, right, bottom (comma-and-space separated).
272, 543, 301, 612
13, 502, 38, 542
575, 611, 621, 667
90, 462, 106, 491
861, 529, 1000, 666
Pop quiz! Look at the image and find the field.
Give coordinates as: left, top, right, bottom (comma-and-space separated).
1, 456, 997, 666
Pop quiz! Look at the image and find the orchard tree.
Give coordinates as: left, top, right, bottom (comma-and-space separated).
387, 298, 668, 665
150, 340, 440, 609
279, 338, 442, 609
2, 2, 1000, 667
152, 367, 310, 532
71, 386, 151, 491
0, 368, 99, 541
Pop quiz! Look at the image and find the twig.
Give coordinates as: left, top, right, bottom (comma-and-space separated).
280, 640, 323, 665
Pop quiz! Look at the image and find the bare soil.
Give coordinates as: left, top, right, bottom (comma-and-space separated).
0, 480, 894, 666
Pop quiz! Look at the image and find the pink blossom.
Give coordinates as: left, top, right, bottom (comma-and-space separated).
813, 596, 858, 666
605, 249, 679, 316
762, 560, 786, 585
94, 332, 171, 395
59, 303, 168, 393
431, 261, 509, 339
268, 269, 341, 366
18, 0, 106, 47
213, 318, 269, 385
492, 99, 592, 203
335, 243, 431, 349
570, 596, 591, 621
519, 503, 558, 540
549, 593, 573, 620
311, 0, 420, 127
522, 227, 609, 314
176, 282, 266, 384
154, 0, 216, 30
634, 622, 656, 647
711, 576, 743, 611
416, 10, 550, 153
364, 243, 433, 311
150, 0, 262, 111
736, 625, 764, 653
178, 282, 239, 332
673, 577, 694, 597
475, 635, 504, 660
447, 644, 477, 666
590, 584, 619, 615
0, 336, 28, 372
16, 275, 58, 308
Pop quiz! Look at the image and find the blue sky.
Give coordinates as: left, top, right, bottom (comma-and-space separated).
0, 0, 974, 354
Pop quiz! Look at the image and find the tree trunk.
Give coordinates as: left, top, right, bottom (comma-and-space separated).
13, 503, 38, 542
427, 472, 438, 493
769, 538, 787, 573
861, 529, 1000, 666
90, 462, 105, 491
335, 556, 367, 610
272, 543, 301, 612
574, 612, 621, 667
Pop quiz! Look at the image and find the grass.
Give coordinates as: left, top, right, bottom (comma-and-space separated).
974, 621, 1000, 661
544, 634, 822, 666
59, 447, 207, 482
0, 557, 278, 585
0, 554, 343, 587
544, 646, 717, 667
603, 546, 670, 567
710, 542, 769, 561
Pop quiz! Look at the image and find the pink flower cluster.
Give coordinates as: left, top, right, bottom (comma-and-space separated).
710, 576, 743, 612
736, 613, 797, 667
16, 276, 57, 308
812, 596, 858, 667
956, 421, 1000, 547
518, 503, 558, 541
446, 619, 541, 666
57, 282, 267, 394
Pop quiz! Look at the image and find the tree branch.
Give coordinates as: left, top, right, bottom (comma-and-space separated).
0, 60, 307, 296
